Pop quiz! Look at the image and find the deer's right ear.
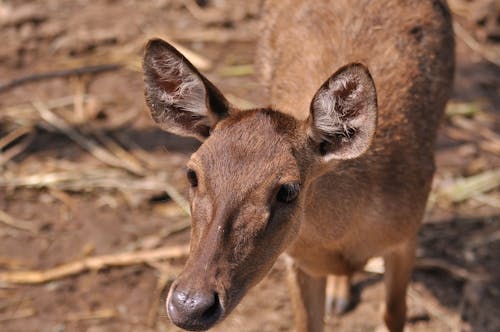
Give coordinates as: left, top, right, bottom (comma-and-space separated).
143, 39, 230, 141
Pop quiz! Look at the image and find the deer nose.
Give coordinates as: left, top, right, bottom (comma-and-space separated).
167, 286, 222, 331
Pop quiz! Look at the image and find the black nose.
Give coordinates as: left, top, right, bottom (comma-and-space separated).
167, 286, 222, 331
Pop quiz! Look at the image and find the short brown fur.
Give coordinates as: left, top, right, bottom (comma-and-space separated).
142, 1, 454, 331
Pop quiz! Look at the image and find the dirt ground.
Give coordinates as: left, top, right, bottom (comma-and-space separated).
0, 1, 499, 331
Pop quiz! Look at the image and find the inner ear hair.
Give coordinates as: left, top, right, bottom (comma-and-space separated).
143, 38, 231, 141
309, 63, 378, 161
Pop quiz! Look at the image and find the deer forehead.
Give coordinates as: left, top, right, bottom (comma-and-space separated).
190, 111, 301, 191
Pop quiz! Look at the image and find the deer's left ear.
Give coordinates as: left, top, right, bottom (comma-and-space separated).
308, 63, 378, 161
143, 39, 230, 141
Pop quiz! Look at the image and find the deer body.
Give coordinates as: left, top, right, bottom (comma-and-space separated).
142, 1, 454, 331
259, 3, 454, 329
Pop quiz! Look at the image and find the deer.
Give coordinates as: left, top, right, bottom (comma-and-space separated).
142, 0, 454, 331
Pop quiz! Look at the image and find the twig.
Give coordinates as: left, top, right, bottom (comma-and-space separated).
2, 99, 191, 217
33, 101, 139, 174
448, 0, 472, 17
70, 34, 214, 72
445, 112, 500, 154
0, 126, 32, 150
467, 228, 500, 250
164, 219, 191, 236
362, 256, 490, 283
0, 169, 173, 192
127, 219, 190, 252
453, 21, 500, 67
0, 244, 189, 284
445, 101, 481, 119
147, 262, 175, 328
443, 126, 475, 142
71, 76, 89, 123
0, 64, 121, 94
169, 40, 213, 72
414, 257, 491, 282
0, 132, 34, 167
437, 168, 500, 203
34, 101, 191, 212
479, 141, 500, 155
408, 286, 461, 331
0, 257, 26, 270
111, 132, 191, 214
473, 194, 500, 209
0, 209, 37, 233
0, 297, 27, 311
185, 0, 227, 24
2, 95, 129, 131
452, 116, 500, 143
1, 95, 91, 126
170, 28, 257, 43
0, 308, 36, 322
225, 94, 257, 109
219, 64, 254, 77
90, 129, 146, 175
164, 184, 190, 216
113, 132, 160, 169
48, 188, 76, 210
65, 308, 116, 322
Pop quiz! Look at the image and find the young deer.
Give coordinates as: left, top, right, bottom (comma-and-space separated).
142, 1, 454, 331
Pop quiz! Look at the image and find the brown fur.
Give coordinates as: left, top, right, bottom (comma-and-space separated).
142, 1, 454, 331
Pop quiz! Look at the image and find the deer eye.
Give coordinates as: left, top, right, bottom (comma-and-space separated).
186, 169, 198, 187
276, 183, 300, 203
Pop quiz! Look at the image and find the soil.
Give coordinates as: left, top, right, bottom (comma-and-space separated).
0, 1, 499, 332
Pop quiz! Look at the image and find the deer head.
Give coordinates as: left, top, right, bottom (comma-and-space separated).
143, 39, 377, 331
